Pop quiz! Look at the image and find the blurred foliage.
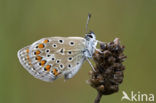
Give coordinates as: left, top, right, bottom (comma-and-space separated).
0, 0, 156, 103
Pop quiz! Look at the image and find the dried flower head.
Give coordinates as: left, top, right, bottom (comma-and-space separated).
88, 38, 127, 102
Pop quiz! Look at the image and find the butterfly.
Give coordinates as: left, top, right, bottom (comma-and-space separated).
17, 14, 99, 82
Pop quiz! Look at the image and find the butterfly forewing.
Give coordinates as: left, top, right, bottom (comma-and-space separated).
18, 37, 86, 82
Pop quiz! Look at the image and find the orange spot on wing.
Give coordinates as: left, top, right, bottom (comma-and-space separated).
27, 55, 32, 65
40, 60, 46, 66
27, 55, 29, 59
26, 49, 29, 53
36, 56, 42, 61
45, 65, 51, 71
38, 44, 44, 48
43, 39, 49, 43
35, 50, 41, 55
25, 49, 32, 66
52, 69, 59, 76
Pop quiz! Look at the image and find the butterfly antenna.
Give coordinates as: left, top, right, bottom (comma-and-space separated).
86, 13, 92, 33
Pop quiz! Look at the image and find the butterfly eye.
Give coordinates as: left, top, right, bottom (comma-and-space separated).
87, 34, 93, 38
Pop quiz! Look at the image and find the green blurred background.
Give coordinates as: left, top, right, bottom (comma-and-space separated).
0, 0, 156, 103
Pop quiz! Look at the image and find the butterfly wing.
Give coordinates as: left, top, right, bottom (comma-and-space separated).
17, 45, 35, 75
18, 37, 86, 82
63, 53, 85, 80
17, 45, 57, 82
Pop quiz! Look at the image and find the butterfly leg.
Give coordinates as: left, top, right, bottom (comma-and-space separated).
86, 58, 96, 72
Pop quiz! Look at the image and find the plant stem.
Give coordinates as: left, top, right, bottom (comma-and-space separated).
94, 91, 102, 103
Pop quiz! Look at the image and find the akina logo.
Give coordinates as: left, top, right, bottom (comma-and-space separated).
121, 91, 154, 102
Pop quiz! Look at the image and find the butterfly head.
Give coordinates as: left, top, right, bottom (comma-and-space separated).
85, 31, 96, 41
84, 31, 97, 58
